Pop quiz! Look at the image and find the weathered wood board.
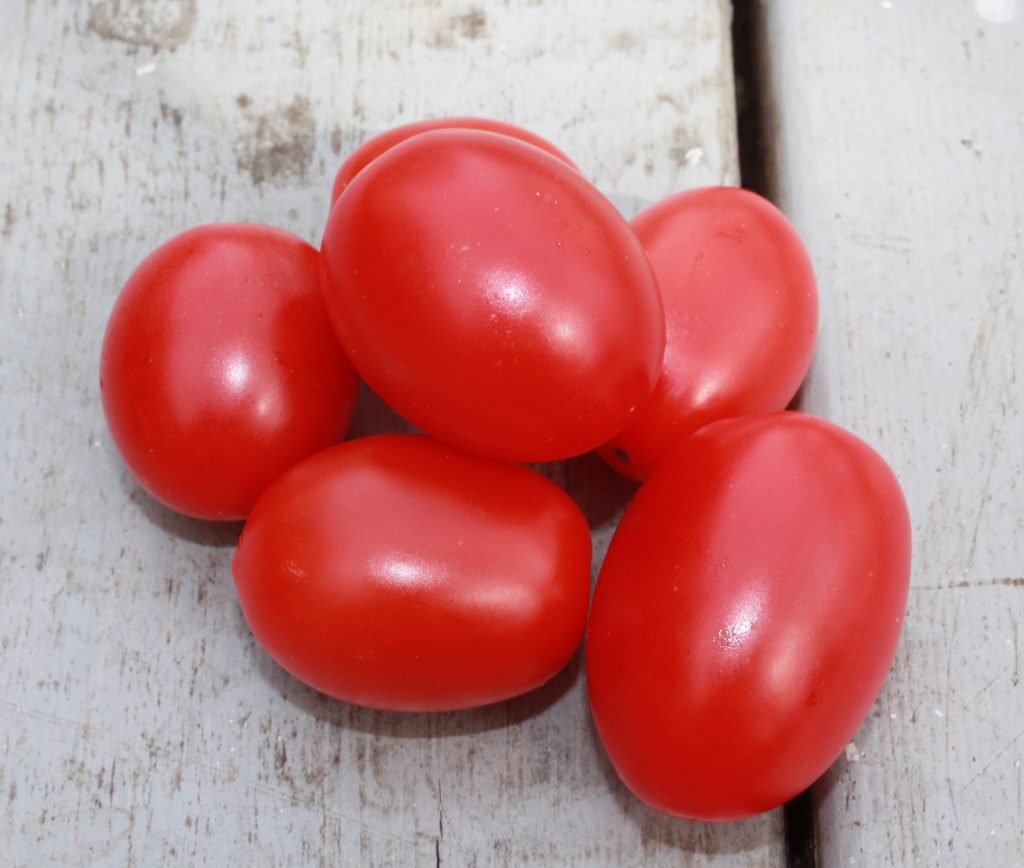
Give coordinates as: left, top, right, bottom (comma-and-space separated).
0, 1, 782, 865
754, 3, 1024, 865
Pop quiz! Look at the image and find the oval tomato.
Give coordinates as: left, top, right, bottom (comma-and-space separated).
321, 129, 665, 462
100, 224, 359, 520
232, 434, 592, 711
600, 187, 818, 480
330, 116, 578, 207
587, 412, 911, 820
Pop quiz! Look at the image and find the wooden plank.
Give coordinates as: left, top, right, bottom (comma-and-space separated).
752, 3, 1024, 864
0, 1, 784, 865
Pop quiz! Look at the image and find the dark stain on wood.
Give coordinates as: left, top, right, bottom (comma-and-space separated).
235, 96, 316, 185
430, 7, 487, 49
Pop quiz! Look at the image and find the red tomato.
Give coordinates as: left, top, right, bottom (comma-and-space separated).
321, 129, 665, 462
600, 187, 818, 480
232, 435, 592, 711
329, 117, 578, 207
100, 224, 359, 520
587, 412, 911, 820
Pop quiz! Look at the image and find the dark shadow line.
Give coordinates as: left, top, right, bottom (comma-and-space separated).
731, 0, 771, 198
732, 2, 817, 865
783, 789, 817, 868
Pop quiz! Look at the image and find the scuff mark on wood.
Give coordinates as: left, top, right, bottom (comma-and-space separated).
87, 0, 197, 50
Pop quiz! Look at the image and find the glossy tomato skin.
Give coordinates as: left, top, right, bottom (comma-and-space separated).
232, 434, 593, 711
587, 412, 911, 820
330, 116, 578, 207
100, 224, 359, 520
321, 129, 665, 462
600, 187, 818, 480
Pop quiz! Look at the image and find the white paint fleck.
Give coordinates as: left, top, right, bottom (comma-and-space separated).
684, 146, 704, 165
975, 0, 1017, 21
934, 708, 945, 718
135, 62, 156, 75
845, 743, 862, 763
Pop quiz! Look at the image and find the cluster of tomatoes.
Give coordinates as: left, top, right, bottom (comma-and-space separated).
100, 118, 911, 822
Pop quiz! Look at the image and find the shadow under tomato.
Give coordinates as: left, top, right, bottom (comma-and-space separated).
787, 376, 809, 413
131, 489, 243, 547
246, 622, 584, 739
344, 381, 421, 439
559, 450, 639, 530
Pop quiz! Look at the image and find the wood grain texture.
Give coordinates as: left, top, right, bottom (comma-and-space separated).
753, 3, 1024, 864
0, 1, 781, 865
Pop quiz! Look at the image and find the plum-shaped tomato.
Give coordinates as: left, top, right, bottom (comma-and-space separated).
588, 412, 911, 820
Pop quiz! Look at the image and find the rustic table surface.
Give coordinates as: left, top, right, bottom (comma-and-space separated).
0, 1, 1020, 866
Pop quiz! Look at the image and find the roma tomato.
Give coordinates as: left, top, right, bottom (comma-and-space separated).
600, 187, 818, 480
587, 412, 911, 820
321, 129, 665, 462
100, 224, 359, 520
232, 434, 592, 711
330, 116, 578, 207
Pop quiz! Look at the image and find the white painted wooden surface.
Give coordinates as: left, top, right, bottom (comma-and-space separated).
756, 3, 1024, 865
0, 1, 782, 865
